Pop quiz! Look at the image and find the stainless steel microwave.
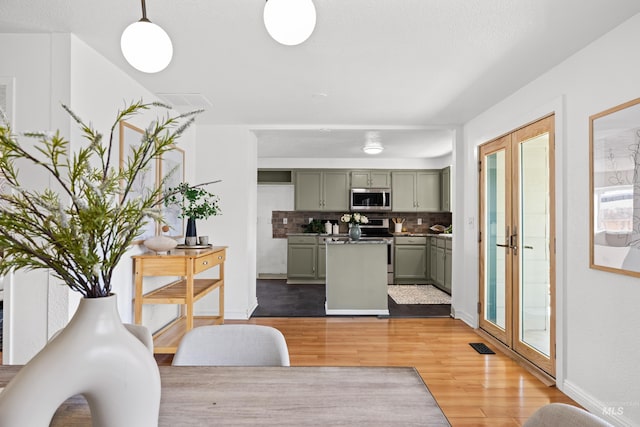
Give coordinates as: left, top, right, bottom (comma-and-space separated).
350, 188, 391, 211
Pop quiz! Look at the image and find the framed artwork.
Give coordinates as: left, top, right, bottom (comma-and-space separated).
119, 121, 159, 243
160, 146, 185, 238
590, 97, 640, 276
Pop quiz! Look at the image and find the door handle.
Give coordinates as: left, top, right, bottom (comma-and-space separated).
496, 225, 510, 254
510, 226, 518, 256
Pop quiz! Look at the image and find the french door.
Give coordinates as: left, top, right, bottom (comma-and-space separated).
479, 115, 556, 376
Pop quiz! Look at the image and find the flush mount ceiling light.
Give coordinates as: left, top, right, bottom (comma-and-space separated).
362, 131, 384, 155
264, 0, 316, 46
121, 0, 173, 73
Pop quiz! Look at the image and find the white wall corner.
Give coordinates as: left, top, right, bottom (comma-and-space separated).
562, 380, 637, 427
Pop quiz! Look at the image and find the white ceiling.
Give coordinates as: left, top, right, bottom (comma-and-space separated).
1, 0, 640, 159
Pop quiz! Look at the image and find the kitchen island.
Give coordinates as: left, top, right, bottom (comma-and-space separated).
325, 240, 389, 315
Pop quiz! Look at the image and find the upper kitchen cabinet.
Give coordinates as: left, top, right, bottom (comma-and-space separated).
391, 171, 441, 212
295, 170, 349, 211
350, 170, 391, 188
440, 166, 451, 212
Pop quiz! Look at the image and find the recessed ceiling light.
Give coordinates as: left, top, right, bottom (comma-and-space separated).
311, 92, 328, 100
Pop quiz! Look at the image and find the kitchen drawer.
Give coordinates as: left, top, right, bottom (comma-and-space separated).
436, 238, 446, 248
395, 236, 427, 245
194, 251, 225, 275
445, 239, 452, 250
288, 235, 318, 244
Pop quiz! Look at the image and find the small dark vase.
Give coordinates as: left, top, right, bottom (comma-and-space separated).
185, 217, 197, 244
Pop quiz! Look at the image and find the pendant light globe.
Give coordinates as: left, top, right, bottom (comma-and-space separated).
264, 0, 316, 46
121, 19, 173, 73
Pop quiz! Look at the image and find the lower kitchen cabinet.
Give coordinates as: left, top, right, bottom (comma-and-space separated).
429, 236, 452, 294
444, 242, 452, 292
287, 235, 325, 284
429, 239, 438, 283
394, 236, 428, 284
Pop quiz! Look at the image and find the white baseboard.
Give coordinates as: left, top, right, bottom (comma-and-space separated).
325, 308, 389, 316
222, 304, 257, 320
257, 273, 287, 279
562, 380, 636, 427
453, 308, 476, 328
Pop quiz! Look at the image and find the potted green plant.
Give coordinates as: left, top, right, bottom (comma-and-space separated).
0, 101, 199, 426
164, 181, 221, 245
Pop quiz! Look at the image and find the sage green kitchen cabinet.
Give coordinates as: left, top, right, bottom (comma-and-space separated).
416, 171, 441, 211
287, 235, 318, 283
444, 240, 452, 293
441, 166, 451, 212
394, 236, 428, 284
429, 238, 438, 283
429, 236, 452, 294
351, 170, 391, 188
294, 170, 349, 211
435, 240, 445, 286
287, 235, 327, 284
391, 172, 417, 211
391, 171, 441, 212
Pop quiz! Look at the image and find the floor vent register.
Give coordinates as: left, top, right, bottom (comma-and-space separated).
469, 342, 495, 354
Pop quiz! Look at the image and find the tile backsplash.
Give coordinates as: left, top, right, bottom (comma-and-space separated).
271, 210, 452, 238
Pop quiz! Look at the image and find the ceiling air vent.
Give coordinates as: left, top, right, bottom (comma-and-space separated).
156, 93, 212, 109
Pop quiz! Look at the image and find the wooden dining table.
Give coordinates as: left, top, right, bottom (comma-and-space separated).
0, 365, 450, 426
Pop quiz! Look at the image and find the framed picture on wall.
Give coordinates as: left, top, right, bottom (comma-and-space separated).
119, 121, 159, 243
160, 146, 185, 238
590, 97, 640, 277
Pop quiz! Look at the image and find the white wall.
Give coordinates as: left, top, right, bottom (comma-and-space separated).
257, 185, 294, 276
0, 33, 68, 363
0, 33, 198, 363
195, 126, 258, 319
68, 35, 200, 334
460, 13, 640, 426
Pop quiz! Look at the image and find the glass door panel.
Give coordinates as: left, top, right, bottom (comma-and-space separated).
479, 136, 511, 345
513, 116, 555, 376
519, 135, 551, 355
486, 151, 506, 329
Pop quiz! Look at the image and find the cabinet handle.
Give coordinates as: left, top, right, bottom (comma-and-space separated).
202, 261, 209, 265
218, 256, 223, 259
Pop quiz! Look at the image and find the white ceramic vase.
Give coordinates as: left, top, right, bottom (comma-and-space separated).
144, 234, 178, 254
0, 294, 161, 426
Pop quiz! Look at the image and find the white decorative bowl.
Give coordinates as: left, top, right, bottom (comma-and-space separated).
143, 235, 178, 254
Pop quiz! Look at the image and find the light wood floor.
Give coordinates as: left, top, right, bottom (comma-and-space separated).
155, 317, 577, 427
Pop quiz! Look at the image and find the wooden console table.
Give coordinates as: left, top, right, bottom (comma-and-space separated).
132, 246, 227, 354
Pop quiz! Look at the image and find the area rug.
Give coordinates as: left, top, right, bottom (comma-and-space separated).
388, 285, 451, 305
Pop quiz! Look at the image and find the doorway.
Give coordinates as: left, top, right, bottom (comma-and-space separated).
478, 115, 556, 377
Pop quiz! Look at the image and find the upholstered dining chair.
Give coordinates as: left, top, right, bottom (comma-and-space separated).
171, 324, 290, 367
523, 403, 614, 427
50, 323, 154, 354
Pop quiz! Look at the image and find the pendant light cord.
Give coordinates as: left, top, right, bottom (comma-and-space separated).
140, 0, 150, 23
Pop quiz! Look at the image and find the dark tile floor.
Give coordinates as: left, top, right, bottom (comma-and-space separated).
252, 279, 451, 318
